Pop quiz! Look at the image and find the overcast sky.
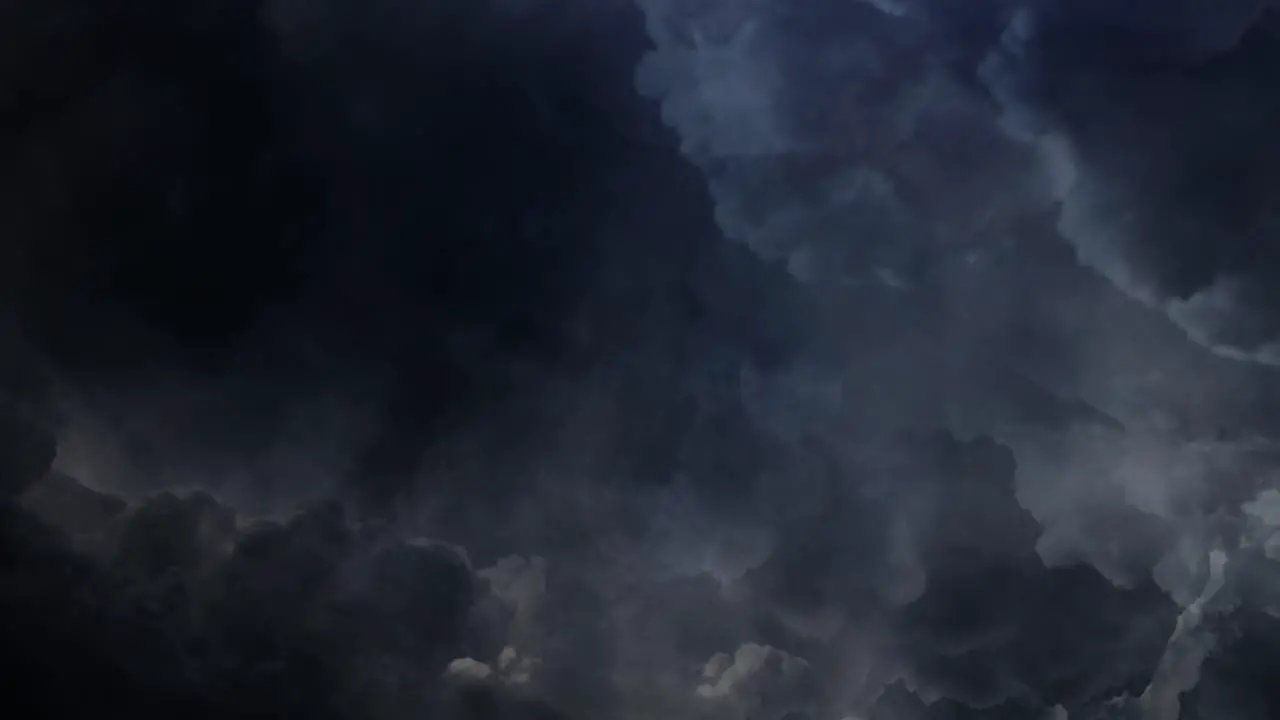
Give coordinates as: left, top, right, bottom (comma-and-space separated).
5, 1, 1280, 719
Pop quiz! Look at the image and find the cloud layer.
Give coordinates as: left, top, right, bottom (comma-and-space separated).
6, 1, 1280, 720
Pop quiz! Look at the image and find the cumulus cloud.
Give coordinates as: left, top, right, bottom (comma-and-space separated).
632, 1, 1280, 718
447, 657, 497, 683
696, 643, 816, 719
5, 439, 560, 718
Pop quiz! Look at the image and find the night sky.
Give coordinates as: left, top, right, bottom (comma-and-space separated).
4, 1, 1280, 719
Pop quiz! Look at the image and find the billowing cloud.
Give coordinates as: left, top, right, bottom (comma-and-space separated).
982, 1, 1280, 364
696, 643, 817, 720
8, 2, 1280, 720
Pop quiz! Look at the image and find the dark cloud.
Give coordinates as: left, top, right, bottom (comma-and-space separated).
984, 1, 1280, 363
634, 0, 1280, 717
8, 1, 1280, 720
3, 421, 564, 719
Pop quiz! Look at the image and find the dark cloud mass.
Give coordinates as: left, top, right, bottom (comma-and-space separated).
7, 1, 1280, 719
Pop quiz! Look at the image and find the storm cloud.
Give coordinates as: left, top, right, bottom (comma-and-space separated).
6, 1, 1280, 720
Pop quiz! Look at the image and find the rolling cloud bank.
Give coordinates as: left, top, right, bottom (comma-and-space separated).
5, 1, 1280, 719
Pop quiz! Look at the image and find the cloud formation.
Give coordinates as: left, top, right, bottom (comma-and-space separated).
7, 1, 1280, 720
